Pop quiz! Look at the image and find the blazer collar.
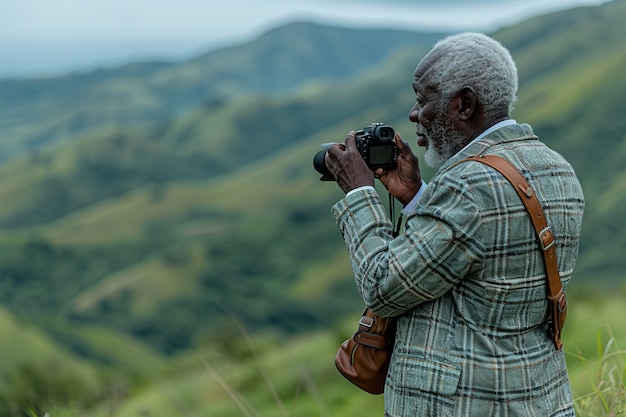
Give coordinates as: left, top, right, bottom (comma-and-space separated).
440, 123, 538, 171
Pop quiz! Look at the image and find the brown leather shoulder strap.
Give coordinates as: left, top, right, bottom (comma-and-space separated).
460, 155, 567, 350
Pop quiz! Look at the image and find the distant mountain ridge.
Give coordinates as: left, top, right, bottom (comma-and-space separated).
0, 22, 445, 162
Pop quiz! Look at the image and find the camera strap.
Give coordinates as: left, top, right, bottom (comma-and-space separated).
388, 193, 404, 238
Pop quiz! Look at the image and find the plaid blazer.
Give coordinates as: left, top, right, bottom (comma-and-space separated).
332, 123, 585, 416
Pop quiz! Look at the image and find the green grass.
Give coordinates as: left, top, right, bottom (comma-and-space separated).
0, 308, 84, 374
564, 286, 626, 417
15, 289, 625, 417
570, 334, 626, 416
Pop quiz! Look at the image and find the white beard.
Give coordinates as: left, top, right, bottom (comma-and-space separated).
422, 110, 468, 169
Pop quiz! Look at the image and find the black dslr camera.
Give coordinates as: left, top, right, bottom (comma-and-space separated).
313, 123, 398, 181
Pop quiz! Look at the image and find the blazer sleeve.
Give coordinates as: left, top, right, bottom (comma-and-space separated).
331, 172, 485, 317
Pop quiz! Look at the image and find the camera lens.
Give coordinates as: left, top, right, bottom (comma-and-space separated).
313, 148, 335, 181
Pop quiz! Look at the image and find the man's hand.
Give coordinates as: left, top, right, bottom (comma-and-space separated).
375, 133, 422, 205
325, 131, 375, 194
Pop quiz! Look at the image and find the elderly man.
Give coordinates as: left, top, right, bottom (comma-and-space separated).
324, 33, 584, 416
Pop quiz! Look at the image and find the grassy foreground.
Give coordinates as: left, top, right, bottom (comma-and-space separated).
9, 286, 626, 417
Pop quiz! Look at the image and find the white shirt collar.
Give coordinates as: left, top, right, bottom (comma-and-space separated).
457, 119, 517, 155
400, 119, 518, 214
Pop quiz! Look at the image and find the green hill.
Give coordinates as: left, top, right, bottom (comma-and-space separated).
0, 0, 625, 413
0, 23, 444, 162
0, 0, 624, 353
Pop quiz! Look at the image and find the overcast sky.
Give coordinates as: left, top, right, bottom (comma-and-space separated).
0, 0, 610, 78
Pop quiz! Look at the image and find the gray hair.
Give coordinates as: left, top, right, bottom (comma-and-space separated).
425, 33, 518, 118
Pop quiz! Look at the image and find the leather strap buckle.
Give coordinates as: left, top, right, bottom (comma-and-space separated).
557, 292, 568, 313
359, 316, 374, 328
539, 227, 555, 251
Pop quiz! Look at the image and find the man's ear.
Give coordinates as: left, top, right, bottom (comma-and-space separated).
458, 85, 478, 120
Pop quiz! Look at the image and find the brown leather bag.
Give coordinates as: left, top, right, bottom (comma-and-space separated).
335, 308, 396, 394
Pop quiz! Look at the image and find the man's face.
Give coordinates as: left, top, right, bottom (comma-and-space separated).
410, 62, 468, 169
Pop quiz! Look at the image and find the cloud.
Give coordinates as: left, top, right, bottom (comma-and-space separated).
1, 0, 610, 42
0, 0, 611, 77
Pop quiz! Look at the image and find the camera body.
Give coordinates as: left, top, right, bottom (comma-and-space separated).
353, 123, 398, 170
313, 123, 398, 181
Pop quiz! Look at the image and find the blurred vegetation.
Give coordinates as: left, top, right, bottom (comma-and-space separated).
1, 291, 625, 416
0, 0, 624, 415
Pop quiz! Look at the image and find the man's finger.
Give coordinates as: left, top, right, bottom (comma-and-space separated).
394, 133, 409, 150
325, 142, 344, 159
344, 131, 357, 150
